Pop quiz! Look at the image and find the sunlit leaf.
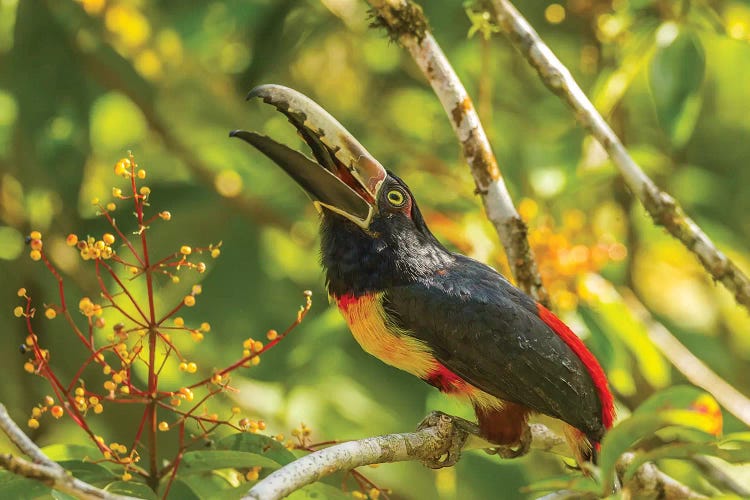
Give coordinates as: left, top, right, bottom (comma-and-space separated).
104, 480, 158, 499
179, 450, 282, 474
216, 433, 297, 465
41, 444, 103, 462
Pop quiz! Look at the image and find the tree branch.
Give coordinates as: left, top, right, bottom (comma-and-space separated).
243, 415, 704, 500
486, 0, 750, 312
623, 291, 750, 427
366, 0, 548, 305
0, 404, 137, 500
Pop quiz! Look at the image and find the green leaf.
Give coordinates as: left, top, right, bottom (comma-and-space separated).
216, 433, 297, 465
649, 24, 705, 148
179, 450, 281, 475
287, 482, 352, 500
598, 386, 722, 491
521, 473, 599, 496
105, 480, 158, 499
0, 471, 52, 498
41, 444, 102, 462
59, 460, 116, 486
163, 479, 201, 500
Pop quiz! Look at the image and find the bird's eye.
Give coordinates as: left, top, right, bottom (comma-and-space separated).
386, 189, 406, 207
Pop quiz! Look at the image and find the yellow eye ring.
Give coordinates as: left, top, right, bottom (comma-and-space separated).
386, 189, 406, 207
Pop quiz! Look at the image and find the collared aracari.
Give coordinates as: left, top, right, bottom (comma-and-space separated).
231, 84, 615, 464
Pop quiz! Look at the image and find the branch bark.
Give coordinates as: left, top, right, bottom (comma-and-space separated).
243, 416, 704, 500
0, 404, 136, 500
366, 0, 548, 305
486, 0, 750, 313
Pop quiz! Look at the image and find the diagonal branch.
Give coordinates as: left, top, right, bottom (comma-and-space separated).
0, 404, 136, 500
486, 0, 750, 313
366, 0, 548, 305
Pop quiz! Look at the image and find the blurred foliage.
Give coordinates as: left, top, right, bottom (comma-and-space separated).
1, 0, 750, 498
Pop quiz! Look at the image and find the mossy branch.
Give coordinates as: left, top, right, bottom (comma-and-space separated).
366, 0, 549, 306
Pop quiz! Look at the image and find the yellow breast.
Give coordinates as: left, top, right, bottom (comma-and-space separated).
335, 293, 436, 379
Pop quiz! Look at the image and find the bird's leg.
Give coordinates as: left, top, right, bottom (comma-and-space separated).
416, 411, 479, 469
484, 423, 532, 459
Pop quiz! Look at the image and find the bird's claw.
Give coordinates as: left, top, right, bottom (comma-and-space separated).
416, 411, 477, 469
484, 423, 532, 459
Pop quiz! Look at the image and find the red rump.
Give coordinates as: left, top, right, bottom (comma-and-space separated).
537, 303, 615, 430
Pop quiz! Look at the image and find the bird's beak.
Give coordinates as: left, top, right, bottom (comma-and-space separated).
230, 84, 387, 229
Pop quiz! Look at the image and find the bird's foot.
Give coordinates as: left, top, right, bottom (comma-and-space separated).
416, 411, 479, 469
484, 423, 532, 459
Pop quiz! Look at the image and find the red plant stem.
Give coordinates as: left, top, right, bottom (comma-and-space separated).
100, 207, 145, 267
186, 300, 312, 390
156, 301, 185, 326
161, 421, 185, 499
98, 260, 150, 324
66, 344, 116, 393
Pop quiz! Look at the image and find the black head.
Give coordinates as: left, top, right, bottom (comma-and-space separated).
231, 85, 452, 296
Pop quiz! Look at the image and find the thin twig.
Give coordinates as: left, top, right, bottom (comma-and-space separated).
366, 0, 548, 304
0, 404, 136, 500
486, 0, 750, 312
618, 452, 707, 499
623, 291, 750, 427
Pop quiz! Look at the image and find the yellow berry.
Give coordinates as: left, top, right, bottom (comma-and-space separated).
23, 362, 35, 373
120, 386, 130, 394
158, 421, 169, 432
180, 245, 192, 255
122, 472, 132, 481
275, 434, 284, 441
112, 187, 122, 197
183, 296, 196, 307
191, 332, 204, 342
13, 306, 24, 317
170, 398, 181, 407
103, 233, 115, 245
178, 362, 187, 372
104, 381, 116, 391
75, 388, 85, 397
17, 288, 26, 297
44, 395, 54, 406
173, 317, 184, 327
200, 322, 210, 332
250, 356, 260, 366
266, 330, 278, 340
211, 373, 222, 384
128, 266, 139, 275
159, 211, 171, 221
91, 197, 99, 205
139, 186, 150, 196
103, 365, 112, 375
242, 349, 251, 358
231, 407, 240, 414
114, 158, 131, 176
94, 240, 105, 250
29, 249, 42, 261
186, 362, 197, 374
30, 231, 42, 240
31, 407, 41, 418
245, 470, 259, 481
94, 403, 104, 414
171, 275, 180, 284
137, 169, 146, 179
50, 405, 64, 419
211, 248, 221, 258
112, 373, 123, 384
192, 284, 202, 295
66, 234, 78, 246
257, 420, 266, 430
28, 418, 40, 429
253, 341, 263, 352
30, 239, 42, 251
196, 262, 206, 273
45, 308, 56, 320
369, 488, 380, 499
106, 202, 116, 211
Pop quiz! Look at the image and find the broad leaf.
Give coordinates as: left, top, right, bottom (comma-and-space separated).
59, 460, 116, 486
179, 450, 282, 475
105, 480, 159, 499
41, 444, 102, 462
216, 433, 297, 465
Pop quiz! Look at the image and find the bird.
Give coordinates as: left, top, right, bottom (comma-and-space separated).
231, 84, 615, 465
